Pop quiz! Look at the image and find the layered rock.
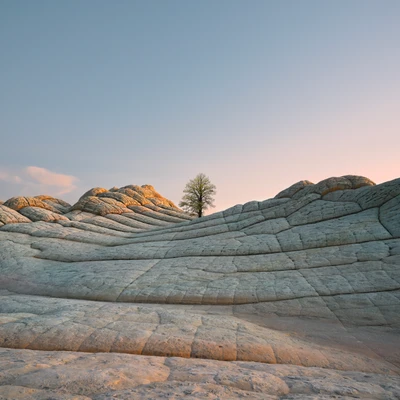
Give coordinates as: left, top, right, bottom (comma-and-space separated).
0, 185, 192, 226
0, 205, 31, 225
0, 176, 399, 399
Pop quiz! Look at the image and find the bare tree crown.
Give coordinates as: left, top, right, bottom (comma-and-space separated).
179, 173, 216, 218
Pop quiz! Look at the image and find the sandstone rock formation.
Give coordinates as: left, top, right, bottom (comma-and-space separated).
0, 176, 399, 399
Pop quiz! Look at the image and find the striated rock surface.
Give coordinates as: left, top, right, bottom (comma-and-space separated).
18, 207, 70, 222
34, 195, 71, 213
0, 176, 399, 399
0, 205, 32, 225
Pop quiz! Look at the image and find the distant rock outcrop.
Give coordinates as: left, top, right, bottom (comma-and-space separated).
3, 196, 61, 212
0, 176, 399, 399
0, 184, 191, 226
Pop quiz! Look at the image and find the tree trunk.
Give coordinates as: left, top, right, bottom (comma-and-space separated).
198, 195, 202, 217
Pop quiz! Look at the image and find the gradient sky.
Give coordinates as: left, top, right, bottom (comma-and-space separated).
1, 1, 399, 213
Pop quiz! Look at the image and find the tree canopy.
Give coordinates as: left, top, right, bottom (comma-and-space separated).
179, 173, 216, 218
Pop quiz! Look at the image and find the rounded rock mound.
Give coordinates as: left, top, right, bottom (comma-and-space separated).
275, 175, 375, 199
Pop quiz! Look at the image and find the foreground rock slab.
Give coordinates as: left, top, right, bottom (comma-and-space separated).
1, 348, 400, 399
1, 291, 397, 374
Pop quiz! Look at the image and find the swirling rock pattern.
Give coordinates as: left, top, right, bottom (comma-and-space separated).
0, 176, 399, 399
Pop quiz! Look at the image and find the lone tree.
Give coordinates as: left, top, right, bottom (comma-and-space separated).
179, 173, 216, 218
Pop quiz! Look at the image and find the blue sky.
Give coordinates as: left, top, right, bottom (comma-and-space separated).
1, 1, 399, 212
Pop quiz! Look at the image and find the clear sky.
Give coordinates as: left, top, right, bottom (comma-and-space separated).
1, 1, 399, 213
